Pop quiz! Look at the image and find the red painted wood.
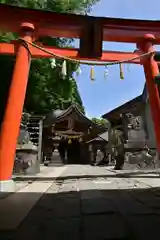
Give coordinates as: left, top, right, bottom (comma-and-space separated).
0, 4, 160, 43
140, 35, 160, 152
0, 23, 34, 181
0, 42, 140, 64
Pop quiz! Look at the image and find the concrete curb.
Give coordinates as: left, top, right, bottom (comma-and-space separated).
14, 174, 113, 182
13, 171, 160, 182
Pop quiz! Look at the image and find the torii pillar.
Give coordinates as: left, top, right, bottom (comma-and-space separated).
138, 34, 160, 155
0, 23, 34, 192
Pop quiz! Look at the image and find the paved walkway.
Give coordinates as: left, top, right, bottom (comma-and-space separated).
13, 165, 67, 180
1, 165, 160, 240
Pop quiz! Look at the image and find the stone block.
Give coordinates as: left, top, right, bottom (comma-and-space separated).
14, 143, 39, 175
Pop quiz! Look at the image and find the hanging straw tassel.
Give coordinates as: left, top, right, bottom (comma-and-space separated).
104, 65, 109, 79
68, 138, 72, 144
119, 63, 124, 80
62, 60, 67, 77
51, 58, 56, 68
76, 66, 82, 76
127, 64, 130, 73
90, 66, 95, 81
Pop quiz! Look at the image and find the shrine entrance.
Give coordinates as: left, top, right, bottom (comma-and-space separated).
0, 4, 160, 192
66, 139, 81, 164
42, 105, 104, 165
52, 138, 81, 165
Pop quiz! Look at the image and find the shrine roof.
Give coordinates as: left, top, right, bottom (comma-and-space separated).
87, 131, 108, 143
102, 95, 144, 124
43, 104, 106, 131
100, 131, 109, 141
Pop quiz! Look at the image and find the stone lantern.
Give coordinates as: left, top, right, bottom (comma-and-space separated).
14, 113, 39, 175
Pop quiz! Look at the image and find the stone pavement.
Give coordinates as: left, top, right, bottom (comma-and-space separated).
1, 165, 160, 240
13, 165, 67, 180
57, 164, 160, 180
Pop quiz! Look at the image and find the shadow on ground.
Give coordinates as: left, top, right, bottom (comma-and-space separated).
1, 183, 160, 240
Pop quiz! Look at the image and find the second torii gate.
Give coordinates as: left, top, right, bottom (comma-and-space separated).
0, 4, 160, 191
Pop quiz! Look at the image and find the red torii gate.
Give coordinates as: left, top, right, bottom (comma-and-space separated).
0, 4, 160, 189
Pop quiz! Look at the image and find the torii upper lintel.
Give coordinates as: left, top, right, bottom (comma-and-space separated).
1, 3, 160, 44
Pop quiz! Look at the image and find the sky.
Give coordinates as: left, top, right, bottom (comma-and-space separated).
75, 0, 160, 118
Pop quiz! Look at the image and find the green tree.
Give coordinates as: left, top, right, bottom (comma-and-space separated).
0, 0, 99, 115
91, 118, 109, 128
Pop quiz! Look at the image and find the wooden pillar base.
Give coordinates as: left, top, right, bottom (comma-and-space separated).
0, 180, 16, 197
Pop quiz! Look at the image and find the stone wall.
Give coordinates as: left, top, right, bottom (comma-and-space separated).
13, 113, 39, 175
123, 112, 157, 169
124, 150, 157, 169
124, 114, 146, 148
14, 144, 38, 175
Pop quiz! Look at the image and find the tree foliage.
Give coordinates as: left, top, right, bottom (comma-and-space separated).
0, 0, 99, 115
91, 118, 109, 128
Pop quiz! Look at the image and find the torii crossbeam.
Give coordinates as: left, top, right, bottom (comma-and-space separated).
0, 4, 160, 191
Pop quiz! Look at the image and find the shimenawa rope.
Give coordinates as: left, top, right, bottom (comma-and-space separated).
19, 37, 155, 66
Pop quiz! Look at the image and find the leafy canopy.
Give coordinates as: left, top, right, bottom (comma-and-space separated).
91, 118, 109, 128
0, 0, 99, 115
